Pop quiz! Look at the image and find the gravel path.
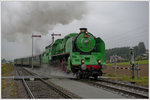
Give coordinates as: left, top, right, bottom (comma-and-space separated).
25, 80, 64, 98
49, 78, 126, 98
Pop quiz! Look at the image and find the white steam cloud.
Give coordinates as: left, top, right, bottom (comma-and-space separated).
2, 1, 87, 42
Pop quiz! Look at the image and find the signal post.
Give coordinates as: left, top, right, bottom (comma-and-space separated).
32, 34, 41, 69
130, 48, 135, 79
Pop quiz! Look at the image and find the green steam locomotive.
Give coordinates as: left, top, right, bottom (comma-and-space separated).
14, 28, 105, 79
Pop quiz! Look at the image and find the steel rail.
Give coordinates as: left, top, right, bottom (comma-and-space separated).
22, 68, 79, 98
15, 67, 35, 99
79, 80, 148, 98
22, 78, 35, 99
99, 79, 148, 92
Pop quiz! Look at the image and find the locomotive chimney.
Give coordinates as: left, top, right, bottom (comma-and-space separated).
80, 28, 87, 33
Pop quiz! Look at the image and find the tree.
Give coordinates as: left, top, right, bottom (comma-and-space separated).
2, 59, 6, 63
138, 42, 146, 55
133, 46, 138, 56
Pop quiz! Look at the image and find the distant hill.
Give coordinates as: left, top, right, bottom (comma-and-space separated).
106, 42, 147, 61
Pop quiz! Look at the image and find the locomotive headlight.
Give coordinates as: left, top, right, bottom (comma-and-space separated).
81, 59, 85, 64
98, 59, 101, 64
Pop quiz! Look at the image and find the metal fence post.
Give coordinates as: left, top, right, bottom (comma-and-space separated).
136, 63, 140, 79
113, 55, 117, 73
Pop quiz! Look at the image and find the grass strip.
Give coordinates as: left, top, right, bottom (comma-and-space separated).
104, 73, 148, 87
106, 60, 148, 66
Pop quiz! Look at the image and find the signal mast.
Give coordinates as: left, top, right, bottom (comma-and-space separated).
51, 33, 61, 43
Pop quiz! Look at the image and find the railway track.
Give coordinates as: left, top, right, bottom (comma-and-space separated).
98, 78, 148, 92
77, 78, 149, 98
16, 67, 80, 99
16, 67, 35, 98
16, 67, 148, 99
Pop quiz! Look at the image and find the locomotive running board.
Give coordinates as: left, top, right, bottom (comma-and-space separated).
50, 52, 69, 57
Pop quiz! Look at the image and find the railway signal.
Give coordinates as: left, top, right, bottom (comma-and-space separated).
32, 34, 41, 69
32, 35, 41, 37
51, 33, 61, 43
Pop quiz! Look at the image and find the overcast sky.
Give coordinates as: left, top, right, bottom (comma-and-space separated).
1, 1, 149, 60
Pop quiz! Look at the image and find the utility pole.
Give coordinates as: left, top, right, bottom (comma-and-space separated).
130, 47, 135, 79
51, 33, 61, 43
32, 34, 41, 69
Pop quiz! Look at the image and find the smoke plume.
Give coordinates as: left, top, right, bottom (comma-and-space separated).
2, 1, 87, 57
2, 1, 87, 42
